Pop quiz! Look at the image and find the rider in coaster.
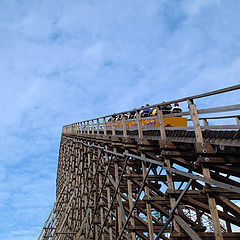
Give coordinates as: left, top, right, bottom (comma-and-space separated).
151, 107, 157, 116
162, 102, 172, 114
139, 106, 145, 116
171, 102, 182, 116
129, 110, 136, 119
142, 104, 152, 117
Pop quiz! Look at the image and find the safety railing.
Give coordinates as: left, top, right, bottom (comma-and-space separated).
62, 84, 240, 140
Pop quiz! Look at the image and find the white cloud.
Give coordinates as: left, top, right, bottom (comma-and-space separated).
183, 0, 220, 16
0, 0, 240, 239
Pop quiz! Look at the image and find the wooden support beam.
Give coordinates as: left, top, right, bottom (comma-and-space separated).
111, 117, 116, 136
156, 179, 193, 240
126, 157, 136, 240
157, 108, 166, 140
121, 114, 127, 137
136, 111, 143, 139
189, 99, 223, 240
103, 118, 107, 136
41, 84, 240, 240
92, 120, 95, 135
141, 154, 154, 240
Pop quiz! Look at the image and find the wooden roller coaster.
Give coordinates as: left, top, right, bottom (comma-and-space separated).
38, 85, 240, 240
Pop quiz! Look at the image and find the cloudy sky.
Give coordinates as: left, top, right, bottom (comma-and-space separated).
0, 0, 240, 239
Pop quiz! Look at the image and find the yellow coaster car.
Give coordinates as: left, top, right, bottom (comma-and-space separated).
161, 116, 188, 127
106, 117, 187, 130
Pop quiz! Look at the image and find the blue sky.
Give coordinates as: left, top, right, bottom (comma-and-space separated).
0, 0, 240, 239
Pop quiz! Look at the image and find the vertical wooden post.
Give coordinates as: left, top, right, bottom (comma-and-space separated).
165, 158, 181, 233
92, 149, 98, 240
97, 119, 100, 135
80, 122, 83, 134
114, 151, 122, 235
121, 114, 127, 137
99, 171, 105, 240
157, 106, 181, 233
103, 118, 107, 136
83, 122, 86, 134
80, 144, 85, 232
105, 150, 113, 240
92, 120, 95, 135
141, 156, 154, 240
126, 152, 136, 240
113, 147, 127, 237
136, 111, 143, 139
188, 99, 203, 143
188, 99, 223, 240
157, 108, 166, 140
111, 116, 116, 136
87, 121, 90, 135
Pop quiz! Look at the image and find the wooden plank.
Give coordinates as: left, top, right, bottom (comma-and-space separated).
136, 111, 143, 139
188, 99, 203, 142
174, 215, 202, 240
111, 117, 116, 136
87, 121, 90, 135
45, 86, 240, 240
197, 104, 240, 114
126, 150, 136, 240
217, 195, 240, 215
141, 154, 154, 240
114, 147, 123, 235
157, 108, 166, 140
156, 179, 193, 240
99, 171, 105, 240
80, 122, 83, 134
103, 118, 107, 136
189, 99, 223, 240
96, 119, 100, 135
83, 121, 86, 134
92, 120, 94, 135
121, 114, 127, 137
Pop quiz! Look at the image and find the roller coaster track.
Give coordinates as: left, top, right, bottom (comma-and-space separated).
39, 85, 240, 240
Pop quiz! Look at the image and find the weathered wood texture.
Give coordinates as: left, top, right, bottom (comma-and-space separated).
38, 85, 240, 240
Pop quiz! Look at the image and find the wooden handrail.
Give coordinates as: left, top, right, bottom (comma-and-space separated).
62, 84, 240, 135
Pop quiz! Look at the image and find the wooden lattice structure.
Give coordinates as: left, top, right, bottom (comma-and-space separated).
38, 85, 240, 240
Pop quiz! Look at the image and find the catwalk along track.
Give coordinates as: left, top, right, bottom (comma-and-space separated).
38, 85, 240, 240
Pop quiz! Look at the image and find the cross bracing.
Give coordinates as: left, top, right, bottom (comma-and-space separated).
39, 84, 240, 240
